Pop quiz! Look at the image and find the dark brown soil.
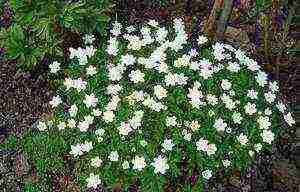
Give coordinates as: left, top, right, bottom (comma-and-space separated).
0, 59, 53, 140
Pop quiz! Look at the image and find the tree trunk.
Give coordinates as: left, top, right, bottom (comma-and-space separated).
216, 0, 234, 40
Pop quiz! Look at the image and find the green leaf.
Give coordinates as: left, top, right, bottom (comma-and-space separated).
10, 24, 25, 41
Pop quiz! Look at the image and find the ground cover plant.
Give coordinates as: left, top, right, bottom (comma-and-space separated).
36, 17, 296, 191
0, 0, 299, 191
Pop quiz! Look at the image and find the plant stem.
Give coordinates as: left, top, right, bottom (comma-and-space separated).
216, 0, 234, 40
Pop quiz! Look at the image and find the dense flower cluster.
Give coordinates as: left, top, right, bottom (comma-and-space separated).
39, 19, 295, 190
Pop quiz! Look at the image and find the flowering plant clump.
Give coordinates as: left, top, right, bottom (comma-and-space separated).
40, 19, 295, 190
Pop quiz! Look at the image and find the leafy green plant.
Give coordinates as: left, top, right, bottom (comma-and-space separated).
0, 0, 114, 72
39, 18, 295, 191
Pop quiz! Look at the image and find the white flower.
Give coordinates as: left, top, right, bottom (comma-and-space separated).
106, 95, 120, 111
221, 79, 232, 90
174, 54, 190, 68
261, 130, 274, 144
226, 127, 232, 133
276, 101, 286, 113
206, 94, 218, 105
95, 128, 105, 136
64, 78, 74, 90
92, 108, 102, 117
148, 19, 159, 27
244, 102, 257, 115
189, 48, 198, 57
246, 59, 260, 71
78, 120, 90, 132
134, 90, 145, 102
67, 119, 76, 128
84, 115, 94, 124
196, 138, 209, 152
118, 122, 132, 136
227, 62, 240, 72
106, 84, 122, 95
237, 133, 248, 145
213, 42, 225, 61
151, 155, 169, 174
132, 156, 146, 171
247, 89, 258, 99
162, 139, 174, 151
221, 94, 236, 110
37, 121, 47, 131
49, 61, 60, 73
214, 118, 227, 132
222, 159, 231, 168
164, 73, 188, 86
91, 156, 102, 168
86, 173, 101, 189
269, 81, 279, 92
254, 143, 262, 152
50, 95, 62, 108
83, 93, 98, 108
58, 121, 66, 131
121, 54, 136, 66
108, 151, 119, 161
164, 73, 176, 86
126, 35, 143, 50
134, 110, 144, 119
232, 112, 243, 124
111, 21, 122, 36
154, 85, 168, 100
69, 104, 78, 117
129, 70, 145, 83
70, 144, 82, 157
166, 116, 177, 127
264, 108, 272, 116
182, 129, 192, 141
199, 59, 214, 79
249, 150, 254, 157
188, 86, 203, 100
122, 161, 130, 169
257, 116, 271, 129
74, 78, 87, 92
190, 61, 200, 70
207, 144, 217, 156
202, 170, 212, 180
86, 65, 97, 76
108, 66, 123, 81
264, 91, 276, 103
229, 90, 235, 97
156, 27, 168, 42
126, 25, 135, 33
255, 71, 268, 87
188, 86, 204, 108
197, 35, 208, 45
83, 34, 95, 45
85, 46, 96, 58
81, 141, 93, 152
106, 37, 119, 56
284, 112, 295, 126
190, 120, 200, 132
103, 110, 115, 123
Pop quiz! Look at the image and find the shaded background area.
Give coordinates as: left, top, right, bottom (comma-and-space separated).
0, 0, 299, 191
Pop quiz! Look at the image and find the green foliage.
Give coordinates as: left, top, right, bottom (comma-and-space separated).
0, 0, 114, 72
42, 18, 293, 191
255, 0, 272, 12
60, 0, 113, 34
